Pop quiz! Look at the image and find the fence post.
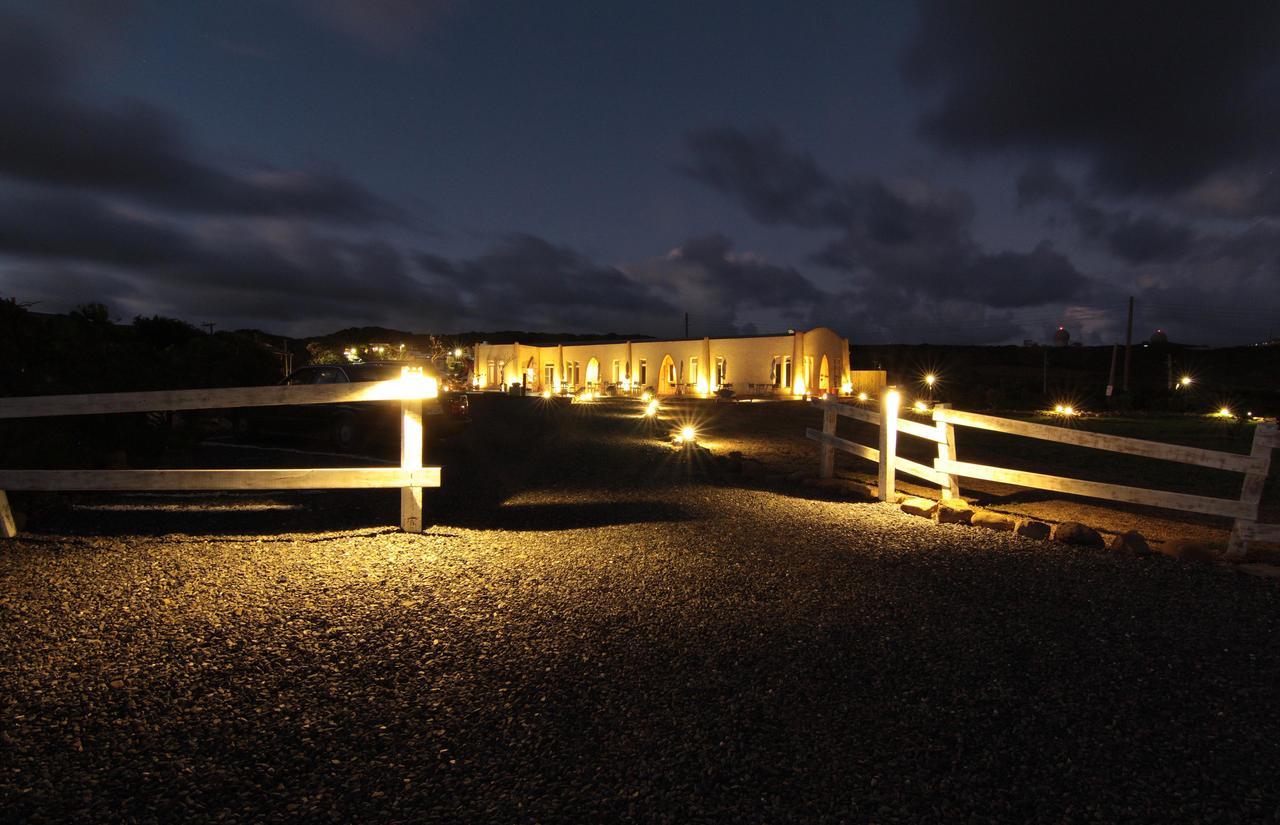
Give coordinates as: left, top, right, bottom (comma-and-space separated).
878, 388, 899, 501
400, 397, 424, 533
819, 401, 837, 478
933, 403, 962, 499
1228, 422, 1276, 558
0, 490, 16, 538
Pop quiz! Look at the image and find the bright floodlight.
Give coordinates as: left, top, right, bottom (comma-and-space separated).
680, 425, 696, 442
1219, 406, 1233, 417
1180, 375, 1192, 387
924, 373, 936, 387
453, 348, 463, 358
397, 366, 438, 398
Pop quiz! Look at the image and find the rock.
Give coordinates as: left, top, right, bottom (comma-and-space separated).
971, 510, 1016, 532
1160, 538, 1221, 563
1015, 519, 1051, 541
935, 498, 974, 525
1052, 521, 1105, 549
1107, 530, 1152, 556
901, 497, 938, 518
846, 482, 876, 502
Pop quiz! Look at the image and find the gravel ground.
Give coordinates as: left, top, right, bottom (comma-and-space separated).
3, 398, 1280, 823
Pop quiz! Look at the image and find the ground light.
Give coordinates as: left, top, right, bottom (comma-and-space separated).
857, 391, 869, 402
541, 390, 551, 399
1217, 407, 1234, 418
677, 425, 697, 444
1179, 375, 1192, 388
913, 400, 929, 413
641, 391, 652, 402
644, 399, 659, 417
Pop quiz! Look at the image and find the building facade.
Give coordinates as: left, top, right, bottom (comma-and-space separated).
472, 326, 868, 398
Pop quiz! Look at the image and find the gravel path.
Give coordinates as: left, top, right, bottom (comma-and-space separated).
3, 398, 1280, 822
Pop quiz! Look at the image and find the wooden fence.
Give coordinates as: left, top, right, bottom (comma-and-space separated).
0, 367, 443, 538
806, 391, 1279, 559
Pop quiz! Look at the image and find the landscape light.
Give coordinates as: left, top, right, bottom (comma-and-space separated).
645, 399, 659, 417
1054, 404, 1064, 413
1062, 405, 1075, 416
924, 373, 936, 387
641, 391, 652, 402
1218, 407, 1233, 418
913, 400, 928, 413
453, 348, 463, 358
680, 425, 697, 443
542, 389, 551, 399
857, 391, 869, 402
840, 381, 853, 395
1179, 375, 1192, 387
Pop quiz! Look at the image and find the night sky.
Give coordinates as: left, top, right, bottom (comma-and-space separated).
1, 1, 1278, 345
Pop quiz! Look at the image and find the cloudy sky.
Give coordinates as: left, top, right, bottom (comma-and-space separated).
1, 1, 1278, 344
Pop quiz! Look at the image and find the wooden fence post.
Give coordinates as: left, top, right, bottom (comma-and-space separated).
933, 403, 961, 499
878, 389, 899, 501
0, 490, 16, 538
400, 397, 424, 533
1228, 422, 1276, 558
818, 402, 837, 478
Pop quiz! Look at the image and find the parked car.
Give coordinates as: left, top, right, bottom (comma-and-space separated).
233, 362, 470, 450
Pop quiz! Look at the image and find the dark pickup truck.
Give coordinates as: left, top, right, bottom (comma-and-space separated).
233, 362, 470, 450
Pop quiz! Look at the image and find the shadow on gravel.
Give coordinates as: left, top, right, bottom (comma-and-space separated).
438, 499, 693, 530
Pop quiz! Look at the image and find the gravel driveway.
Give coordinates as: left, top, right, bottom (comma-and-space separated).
3, 397, 1279, 822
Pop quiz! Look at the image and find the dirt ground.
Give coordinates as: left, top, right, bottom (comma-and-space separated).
3, 396, 1279, 822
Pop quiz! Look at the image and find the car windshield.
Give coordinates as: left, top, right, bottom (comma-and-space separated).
344, 363, 436, 383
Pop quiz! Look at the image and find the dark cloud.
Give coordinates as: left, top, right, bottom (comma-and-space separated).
0, 189, 451, 332
684, 126, 1092, 309
294, 0, 454, 54
905, 1, 1280, 212
1017, 162, 1195, 265
0, 12, 399, 224
419, 234, 683, 333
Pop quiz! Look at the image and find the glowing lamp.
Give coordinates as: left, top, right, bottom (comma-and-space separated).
857, 391, 869, 402
913, 400, 928, 413
1179, 375, 1192, 387
680, 425, 696, 443
541, 389, 551, 399
1054, 404, 1064, 413
840, 381, 853, 395
924, 373, 936, 387
453, 348, 463, 357
1218, 407, 1233, 418
644, 399, 659, 417
396, 366, 438, 399
641, 391, 652, 402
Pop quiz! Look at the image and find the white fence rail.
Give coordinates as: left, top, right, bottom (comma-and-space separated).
807, 391, 1278, 559
0, 369, 443, 538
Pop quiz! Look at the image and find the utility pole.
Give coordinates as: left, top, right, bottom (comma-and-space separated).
1122, 296, 1134, 393
1042, 349, 1048, 395
684, 312, 689, 338
1106, 344, 1118, 398
202, 322, 216, 335
1166, 353, 1173, 391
